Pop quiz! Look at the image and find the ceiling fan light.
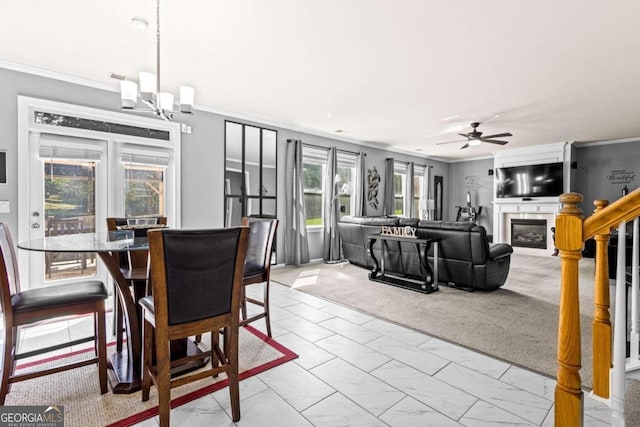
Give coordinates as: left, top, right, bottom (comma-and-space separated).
469, 139, 482, 147
120, 80, 138, 109
138, 71, 156, 100
179, 86, 195, 113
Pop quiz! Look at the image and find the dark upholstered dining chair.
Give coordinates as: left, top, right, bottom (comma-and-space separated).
106, 216, 166, 351
0, 222, 108, 404
240, 216, 279, 337
139, 226, 249, 427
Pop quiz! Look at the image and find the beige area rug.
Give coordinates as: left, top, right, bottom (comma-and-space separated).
272, 251, 598, 388
5, 326, 297, 427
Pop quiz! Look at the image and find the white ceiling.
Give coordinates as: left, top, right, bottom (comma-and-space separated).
2, 0, 640, 161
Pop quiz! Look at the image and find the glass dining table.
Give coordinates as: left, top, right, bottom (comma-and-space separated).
18, 230, 206, 394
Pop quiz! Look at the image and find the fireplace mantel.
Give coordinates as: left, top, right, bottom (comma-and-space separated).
491, 141, 572, 249
493, 199, 560, 247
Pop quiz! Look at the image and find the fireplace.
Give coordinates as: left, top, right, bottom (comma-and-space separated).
511, 219, 547, 249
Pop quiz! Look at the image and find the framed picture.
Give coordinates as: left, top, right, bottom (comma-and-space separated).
434, 175, 443, 220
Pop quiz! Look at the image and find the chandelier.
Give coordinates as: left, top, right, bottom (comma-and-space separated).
119, 0, 194, 120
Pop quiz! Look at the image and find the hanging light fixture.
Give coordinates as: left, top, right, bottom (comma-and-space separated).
119, 0, 194, 120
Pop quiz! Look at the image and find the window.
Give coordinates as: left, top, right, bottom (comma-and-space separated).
336, 152, 358, 218
121, 148, 169, 218
302, 147, 327, 227
414, 165, 425, 218
393, 162, 407, 216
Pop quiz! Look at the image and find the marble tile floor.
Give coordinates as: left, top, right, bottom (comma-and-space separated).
13, 282, 612, 426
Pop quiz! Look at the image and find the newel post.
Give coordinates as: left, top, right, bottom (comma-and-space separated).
555, 193, 584, 427
592, 199, 612, 398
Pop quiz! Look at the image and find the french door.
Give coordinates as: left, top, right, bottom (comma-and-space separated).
18, 96, 181, 290
26, 133, 107, 287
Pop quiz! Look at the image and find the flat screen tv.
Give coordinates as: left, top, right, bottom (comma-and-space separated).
495, 162, 564, 198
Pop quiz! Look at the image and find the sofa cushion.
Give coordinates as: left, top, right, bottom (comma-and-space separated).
340, 216, 399, 226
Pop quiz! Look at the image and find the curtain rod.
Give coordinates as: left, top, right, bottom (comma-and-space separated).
386, 158, 432, 169
300, 142, 364, 156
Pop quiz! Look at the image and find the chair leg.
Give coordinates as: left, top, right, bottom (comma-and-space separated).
241, 285, 248, 321
228, 327, 240, 422
115, 286, 124, 352
141, 319, 153, 402
211, 330, 220, 373
0, 326, 15, 405
263, 280, 272, 338
96, 306, 108, 394
156, 334, 172, 427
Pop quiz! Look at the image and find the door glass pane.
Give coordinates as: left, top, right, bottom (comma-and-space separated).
225, 196, 244, 227
225, 122, 242, 196
245, 126, 260, 196
44, 159, 96, 281
124, 163, 165, 217
262, 130, 277, 197
247, 197, 261, 217
262, 198, 276, 217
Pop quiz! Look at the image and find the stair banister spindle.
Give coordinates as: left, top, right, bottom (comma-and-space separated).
611, 221, 627, 426
592, 199, 612, 398
631, 218, 640, 366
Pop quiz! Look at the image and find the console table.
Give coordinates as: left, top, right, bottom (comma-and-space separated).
456, 205, 482, 223
367, 234, 439, 294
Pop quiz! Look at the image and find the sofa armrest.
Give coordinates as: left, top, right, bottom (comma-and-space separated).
489, 243, 513, 260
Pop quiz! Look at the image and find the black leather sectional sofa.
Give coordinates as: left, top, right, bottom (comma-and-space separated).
338, 216, 513, 291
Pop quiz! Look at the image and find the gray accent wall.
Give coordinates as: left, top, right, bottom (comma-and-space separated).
448, 158, 495, 235
0, 66, 448, 263
574, 141, 640, 214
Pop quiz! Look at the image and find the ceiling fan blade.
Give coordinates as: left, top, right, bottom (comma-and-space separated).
457, 133, 471, 138
482, 139, 509, 145
460, 143, 469, 149
436, 139, 467, 145
481, 132, 512, 139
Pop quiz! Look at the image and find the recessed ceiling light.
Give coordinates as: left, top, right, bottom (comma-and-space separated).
334, 129, 348, 133
130, 16, 149, 30
326, 113, 333, 118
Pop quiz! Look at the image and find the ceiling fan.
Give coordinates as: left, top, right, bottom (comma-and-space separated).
437, 122, 512, 149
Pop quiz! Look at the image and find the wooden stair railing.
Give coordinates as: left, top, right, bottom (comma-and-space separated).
555, 188, 640, 426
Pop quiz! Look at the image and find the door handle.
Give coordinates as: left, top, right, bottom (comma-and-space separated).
31, 223, 40, 229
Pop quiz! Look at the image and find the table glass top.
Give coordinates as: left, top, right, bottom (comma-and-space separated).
18, 231, 149, 253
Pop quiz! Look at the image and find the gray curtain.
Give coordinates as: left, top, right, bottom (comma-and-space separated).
323, 147, 341, 262
354, 153, 365, 216
284, 139, 310, 265
383, 158, 395, 216
406, 162, 415, 217
426, 165, 432, 219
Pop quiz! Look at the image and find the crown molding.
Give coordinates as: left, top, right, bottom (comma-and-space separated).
1, 59, 457, 163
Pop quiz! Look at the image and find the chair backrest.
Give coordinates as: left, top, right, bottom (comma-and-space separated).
0, 223, 20, 320
106, 216, 167, 232
242, 217, 279, 277
106, 217, 167, 269
148, 227, 249, 326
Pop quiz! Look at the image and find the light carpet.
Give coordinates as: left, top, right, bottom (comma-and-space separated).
6, 326, 297, 427
272, 250, 598, 388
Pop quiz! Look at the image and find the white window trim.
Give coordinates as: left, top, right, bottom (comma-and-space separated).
18, 96, 181, 285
